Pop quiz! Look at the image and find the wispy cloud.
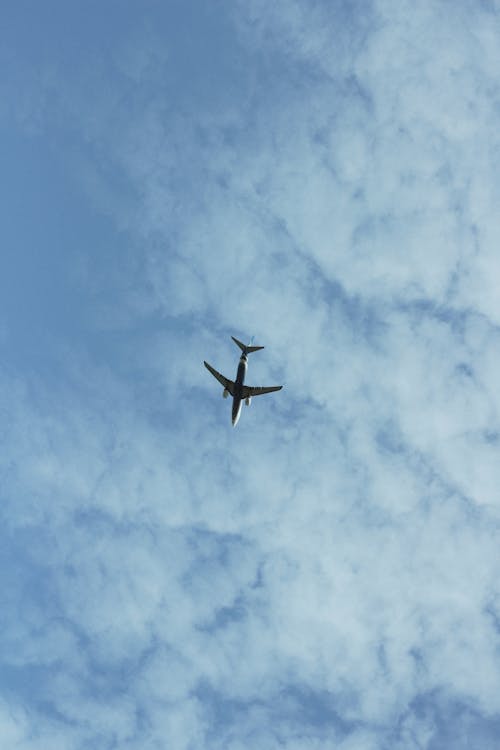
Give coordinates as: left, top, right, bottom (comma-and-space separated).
1, 1, 500, 748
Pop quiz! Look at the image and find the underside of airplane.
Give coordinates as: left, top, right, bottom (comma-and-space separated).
204, 336, 283, 425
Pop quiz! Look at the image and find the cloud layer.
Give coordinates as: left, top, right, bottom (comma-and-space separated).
1, 1, 500, 748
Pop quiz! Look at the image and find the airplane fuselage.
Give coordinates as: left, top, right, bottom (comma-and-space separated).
232, 353, 248, 426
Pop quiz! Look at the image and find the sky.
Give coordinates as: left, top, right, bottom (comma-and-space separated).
1, 1, 500, 748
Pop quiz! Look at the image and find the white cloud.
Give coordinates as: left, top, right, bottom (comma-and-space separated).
2, 1, 500, 748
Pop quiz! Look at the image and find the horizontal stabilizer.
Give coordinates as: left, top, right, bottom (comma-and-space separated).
231, 336, 264, 354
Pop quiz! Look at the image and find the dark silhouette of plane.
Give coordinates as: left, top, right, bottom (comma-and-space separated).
204, 336, 283, 426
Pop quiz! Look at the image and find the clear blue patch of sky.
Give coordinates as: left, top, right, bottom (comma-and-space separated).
0, 126, 128, 375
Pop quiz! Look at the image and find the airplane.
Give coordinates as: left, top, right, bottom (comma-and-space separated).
204, 336, 283, 426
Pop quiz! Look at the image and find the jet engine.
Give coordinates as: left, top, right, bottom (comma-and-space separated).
245, 397, 252, 406
223, 389, 229, 399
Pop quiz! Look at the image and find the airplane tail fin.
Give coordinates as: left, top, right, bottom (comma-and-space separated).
231, 336, 264, 354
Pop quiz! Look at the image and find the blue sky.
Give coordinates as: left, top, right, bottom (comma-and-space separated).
2, 1, 500, 748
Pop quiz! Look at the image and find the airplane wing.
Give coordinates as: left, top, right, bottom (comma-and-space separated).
204, 361, 235, 395
241, 384, 283, 398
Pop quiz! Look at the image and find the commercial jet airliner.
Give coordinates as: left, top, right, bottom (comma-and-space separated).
204, 336, 283, 426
